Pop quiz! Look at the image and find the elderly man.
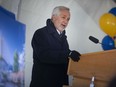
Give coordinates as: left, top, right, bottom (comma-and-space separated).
30, 6, 81, 87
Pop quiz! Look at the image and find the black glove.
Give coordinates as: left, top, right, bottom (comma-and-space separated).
69, 50, 81, 62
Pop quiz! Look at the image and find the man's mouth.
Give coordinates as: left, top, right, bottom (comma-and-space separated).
61, 24, 66, 28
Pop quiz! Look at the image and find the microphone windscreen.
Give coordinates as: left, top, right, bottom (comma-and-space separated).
89, 36, 99, 44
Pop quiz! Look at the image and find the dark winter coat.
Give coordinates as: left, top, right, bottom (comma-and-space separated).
30, 19, 70, 87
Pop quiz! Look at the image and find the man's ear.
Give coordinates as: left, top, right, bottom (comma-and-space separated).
52, 15, 57, 21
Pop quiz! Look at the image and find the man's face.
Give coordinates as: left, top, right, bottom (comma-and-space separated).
52, 10, 70, 32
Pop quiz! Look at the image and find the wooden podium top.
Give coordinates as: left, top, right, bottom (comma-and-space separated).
68, 49, 116, 83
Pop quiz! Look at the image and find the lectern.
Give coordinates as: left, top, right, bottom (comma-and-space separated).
68, 49, 116, 87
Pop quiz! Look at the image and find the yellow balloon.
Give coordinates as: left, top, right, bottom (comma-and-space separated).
99, 13, 116, 37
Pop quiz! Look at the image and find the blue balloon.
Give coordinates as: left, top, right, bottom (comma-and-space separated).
109, 7, 116, 16
101, 35, 115, 50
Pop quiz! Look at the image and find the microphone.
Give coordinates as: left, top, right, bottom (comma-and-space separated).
89, 36, 116, 49
89, 36, 99, 44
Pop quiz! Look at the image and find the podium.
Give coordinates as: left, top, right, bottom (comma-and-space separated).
68, 49, 116, 87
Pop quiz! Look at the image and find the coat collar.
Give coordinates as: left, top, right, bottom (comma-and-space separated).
46, 19, 67, 41
46, 19, 66, 35
46, 19, 56, 34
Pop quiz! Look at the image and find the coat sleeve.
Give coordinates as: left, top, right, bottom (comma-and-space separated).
31, 29, 70, 64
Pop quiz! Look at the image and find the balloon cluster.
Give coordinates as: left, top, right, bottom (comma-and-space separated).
99, 7, 116, 50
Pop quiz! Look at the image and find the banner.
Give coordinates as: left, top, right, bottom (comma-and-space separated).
0, 6, 25, 87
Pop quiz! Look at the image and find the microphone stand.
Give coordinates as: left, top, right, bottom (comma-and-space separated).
98, 42, 116, 49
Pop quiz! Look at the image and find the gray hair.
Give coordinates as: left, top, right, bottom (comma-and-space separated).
52, 6, 70, 16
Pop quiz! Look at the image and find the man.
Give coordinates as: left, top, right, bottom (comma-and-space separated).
30, 6, 81, 87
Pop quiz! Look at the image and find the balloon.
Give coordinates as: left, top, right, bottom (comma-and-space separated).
99, 13, 116, 37
101, 35, 115, 50
109, 7, 116, 16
